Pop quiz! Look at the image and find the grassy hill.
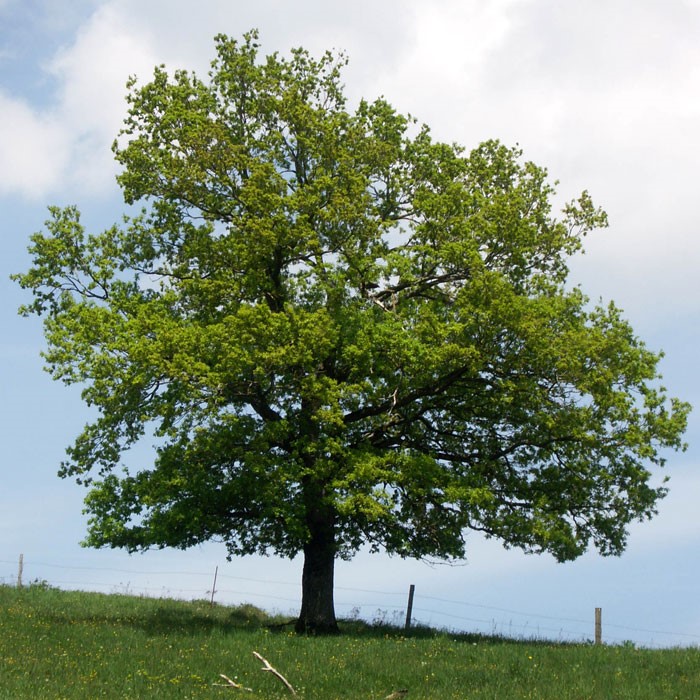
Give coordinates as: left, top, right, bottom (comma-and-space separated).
1, 583, 698, 699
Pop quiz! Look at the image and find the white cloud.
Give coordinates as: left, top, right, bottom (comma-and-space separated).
46, 3, 159, 195
102, 0, 419, 104
0, 91, 70, 199
375, 0, 700, 323
0, 2, 158, 200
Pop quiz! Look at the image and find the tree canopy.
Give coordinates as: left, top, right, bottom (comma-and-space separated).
14, 31, 690, 632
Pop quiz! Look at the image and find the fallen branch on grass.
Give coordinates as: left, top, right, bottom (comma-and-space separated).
253, 651, 297, 695
214, 674, 253, 692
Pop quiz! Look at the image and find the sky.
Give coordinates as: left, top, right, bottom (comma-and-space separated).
1, 0, 699, 648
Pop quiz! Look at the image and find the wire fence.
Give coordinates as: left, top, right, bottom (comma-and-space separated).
2, 555, 699, 649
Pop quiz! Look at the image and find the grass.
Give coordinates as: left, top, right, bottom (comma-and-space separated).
1, 583, 699, 699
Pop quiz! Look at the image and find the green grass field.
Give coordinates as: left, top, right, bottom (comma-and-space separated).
1, 583, 699, 699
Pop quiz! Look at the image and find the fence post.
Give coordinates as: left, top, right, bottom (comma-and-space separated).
404, 584, 415, 630
17, 553, 23, 589
595, 607, 602, 645
210, 566, 218, 606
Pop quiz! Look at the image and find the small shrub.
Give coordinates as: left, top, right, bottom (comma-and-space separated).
28, 578, 56, 591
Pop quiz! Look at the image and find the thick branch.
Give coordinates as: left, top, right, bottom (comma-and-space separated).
372, 270, 465, 304
343, 366, 475, 425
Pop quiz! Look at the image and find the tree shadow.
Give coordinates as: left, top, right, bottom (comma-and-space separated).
5, 585, 581, 646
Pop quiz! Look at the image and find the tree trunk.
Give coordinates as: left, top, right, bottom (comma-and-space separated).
296, 503, 339, 634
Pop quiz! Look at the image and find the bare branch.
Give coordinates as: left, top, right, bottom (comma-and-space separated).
215, 673, 253, 691
252, 651, 297, 695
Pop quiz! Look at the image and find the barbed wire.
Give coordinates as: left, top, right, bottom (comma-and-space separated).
1, 556, 698, 646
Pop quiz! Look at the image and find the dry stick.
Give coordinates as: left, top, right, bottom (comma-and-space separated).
252, 651, 297, 695
215, 674, 253, 692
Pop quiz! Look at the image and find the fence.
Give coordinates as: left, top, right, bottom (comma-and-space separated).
2, 554, 699, 649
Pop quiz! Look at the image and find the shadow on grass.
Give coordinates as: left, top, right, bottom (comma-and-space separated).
127, 602, 282, 635
337, 617, 556, 646
2, 584, 583, 646
100, 600, 300, 637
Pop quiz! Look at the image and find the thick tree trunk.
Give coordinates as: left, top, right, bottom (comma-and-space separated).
295, 504, 339, 634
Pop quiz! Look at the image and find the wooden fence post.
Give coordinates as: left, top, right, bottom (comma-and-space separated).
404, 584, 415, 630
210, 566, 218, 606
17, 553, 23, 589
595, 607, 602, 645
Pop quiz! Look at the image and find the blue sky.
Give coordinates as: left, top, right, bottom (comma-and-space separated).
1, 0, 699, 647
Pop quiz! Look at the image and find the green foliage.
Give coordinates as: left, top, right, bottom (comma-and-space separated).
1, 586, 700, 699
13, 30, 689, 576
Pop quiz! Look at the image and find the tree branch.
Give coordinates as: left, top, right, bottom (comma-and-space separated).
252, 652, 296, 695
215, 674, 253, 691
343, 366, 475, 425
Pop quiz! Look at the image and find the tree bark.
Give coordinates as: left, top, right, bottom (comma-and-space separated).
295, 501, 339, 634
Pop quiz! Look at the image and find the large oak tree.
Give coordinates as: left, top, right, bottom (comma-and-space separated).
15, 32, 689, 632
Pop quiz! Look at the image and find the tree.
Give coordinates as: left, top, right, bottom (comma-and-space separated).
14, 31, 689, 633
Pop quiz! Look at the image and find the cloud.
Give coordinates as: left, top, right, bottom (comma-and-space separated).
369, 0, 523, 122
375, 0, 700, 323
45, 3, 159, 195
0, 0, 415, 200
0, 91, 70, 199
102, 0, 418, 104
0, 2, 158, 200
